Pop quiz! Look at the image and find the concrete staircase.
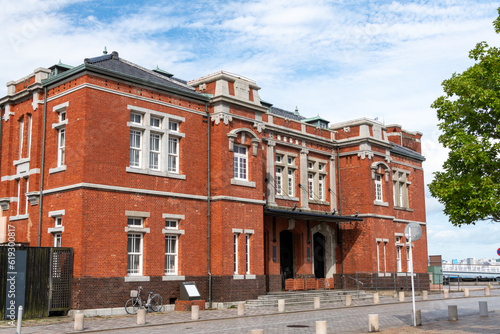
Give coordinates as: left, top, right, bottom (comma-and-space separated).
245, 290, 374, 309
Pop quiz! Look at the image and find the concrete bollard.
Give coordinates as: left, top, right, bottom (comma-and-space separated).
191, 305, 199, 320
373, 293, 379, 304
485, 287, 490, 296
448, 305, 458, 321
443, 289, 449, 299
314, 297, 321, 309
278, 299, 285, 313
479, 301, 488, 317
422, 290, 428, 301
345, 294, 352, 306
487, 283, 493, 289
464, 288, 469, 297
316, 320, 327, 334
368, 314, 379, 332
411, 309, 422, 326
398, 291, 405, 302
251, 330, 264, 334
74, 311, 84, 331
238, 302, 245, 316
137, 308, 146, 325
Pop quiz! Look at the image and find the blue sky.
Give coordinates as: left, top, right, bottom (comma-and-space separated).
1, 0, 500, 261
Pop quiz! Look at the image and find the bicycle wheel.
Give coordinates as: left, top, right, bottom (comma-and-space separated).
150, 294, 163, 312
125, 298, 140, 314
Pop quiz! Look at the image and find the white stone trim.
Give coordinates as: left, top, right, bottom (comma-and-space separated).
374, 200, 389, 207
232, 228, 243, 233
9, 214, 29, 221
233, 275, 244, 280
49, 165, 66, 174
244, 229, 254, 234
230, 179, 256, 188
162, 214, 185, 220
124, 276, 150, 282
1, 168, 40, 181
211, 196, 266, 205
245, 275, 256, 279
162, 229, 185, 235
162, 275, 185, 281
125, 211, 150, 218
52, 101, 69, 112
48, 226, 65, 233
125, 167, 187, 180
125, 226, 150, 233
48, 210, 65, 217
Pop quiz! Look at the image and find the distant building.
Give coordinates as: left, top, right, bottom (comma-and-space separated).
0, 51, 428, 310
452, 259, 458, 264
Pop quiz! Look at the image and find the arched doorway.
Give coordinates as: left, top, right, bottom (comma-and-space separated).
311, 222, 336, 278
280, 230, 294, 289
313, 232, 326, 278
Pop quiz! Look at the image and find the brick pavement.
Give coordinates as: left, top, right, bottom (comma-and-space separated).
0, 289, 498, 333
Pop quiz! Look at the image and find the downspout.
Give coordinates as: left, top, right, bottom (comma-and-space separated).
37, 87, 48, 246
336, 147, 344, 288
206, 103, 212, 308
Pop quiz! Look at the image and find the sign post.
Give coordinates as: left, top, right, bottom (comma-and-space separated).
405, 223, 422, 327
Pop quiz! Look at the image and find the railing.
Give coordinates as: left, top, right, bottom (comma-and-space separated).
348, 272, 430, 291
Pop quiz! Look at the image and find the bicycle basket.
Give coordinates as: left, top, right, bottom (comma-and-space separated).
130, 290, 138, 298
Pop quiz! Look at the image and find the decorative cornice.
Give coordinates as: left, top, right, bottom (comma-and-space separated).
212, 113, 233, 125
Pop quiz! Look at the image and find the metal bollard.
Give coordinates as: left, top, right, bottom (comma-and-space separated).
422, 290, 428, 300
74, 310, 84, 331
398, 291, 405, 302
479, 301, 488, 317
464, 288, 469, 297
411, 309, 422, 326
137, 308, 146, 325
191, 305, 199, 320
314, 297, 320, 309
345, 294, 352, 306
316, 320, 327, 334
251, 330, 264, 334
238, 302, 245, 316
485, 287, 490, 296
278, 299, 285, 313
17, 306, 23, 334
368, 314, 379, 332
373, 293, 379, 304
448, 305, 458, 321
443, 289, 449, 299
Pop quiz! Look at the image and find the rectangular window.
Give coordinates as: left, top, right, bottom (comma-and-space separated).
127, 233, 142, 275
376, 241, 381, 272
318, 175, 325, 201
128, 218, 143, 226
24, 178, 29, 215
169, 121, 178, 132
165, 220, 177, 229
16, 179, 20, 216
233, 145, 247, 180
275, 167, 283, 195
149, 133, 161, 170
130, 113, 141, 124
276, 154, 282, 163
26, 115, 32, 158
55, 216, 63, 227
287, 169, 294, 197
58, 129, 65, 167
130, 130, 142, 167
54, 233, 62, 247
406, 247, 411, 272
165, 235, 178, 274
308, 173, 314, 200
287, 157, 294, 165
150, 117, 161, 128
18, 118, 24, 160
246, 234, 251, 274
396, 246, 402, 272
393, 171, 409, 208
234, 233, 239, 274
375, 174, 383, 201
168, 137, 179, 173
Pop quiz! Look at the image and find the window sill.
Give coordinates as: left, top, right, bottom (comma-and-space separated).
231, 179, 256, 188
52, 120, 68, 130
162, 229, 185, 235
276, 195, 299, 202
124, 276, 150, 282
245, 274, 256, 279
394, 206, 413, 212
233, 274, 245, 280
162, 275, 185, 281
377, 273, 391, 277
49, 165, 66, 174
48, 226, 65, 233
125, 226, 150, 233
13, 157, 30, 166
126, 167, 186, 180
374, 201, 389, 207
9, 214, 29, 221
308, 200, 329, 205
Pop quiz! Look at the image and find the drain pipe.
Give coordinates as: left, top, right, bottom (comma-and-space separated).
37, 87, 48, 247
336, 147, 344, 288
206, 103, 212, 308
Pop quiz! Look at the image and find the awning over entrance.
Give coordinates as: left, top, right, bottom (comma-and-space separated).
264, 207, 363, 223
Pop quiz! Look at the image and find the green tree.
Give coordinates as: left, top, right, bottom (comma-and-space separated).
429, 9, 500, 227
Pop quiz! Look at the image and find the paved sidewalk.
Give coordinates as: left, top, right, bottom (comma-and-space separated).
0, 289, 498, 333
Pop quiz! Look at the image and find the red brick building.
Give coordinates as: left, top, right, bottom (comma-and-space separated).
0, 51, 428, 310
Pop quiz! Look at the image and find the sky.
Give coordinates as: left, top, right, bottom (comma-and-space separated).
1, 0, 500, 262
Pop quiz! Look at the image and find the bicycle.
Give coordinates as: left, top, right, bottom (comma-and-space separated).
125, 286, 163, 314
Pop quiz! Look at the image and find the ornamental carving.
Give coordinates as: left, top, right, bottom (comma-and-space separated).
211, 113, 233, 125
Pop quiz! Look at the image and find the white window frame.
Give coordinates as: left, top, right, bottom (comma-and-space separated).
375, 174, 383, 202
318, 175, 325, 201
233, 145, 248, 181
24, 177, 29, 215
127, 233, 143, 276
308, 173, 315, 200
127, 105, 185, 179
246, 234, 251, 274
57, 128, 65, 167
18, 117, 24, 160
50, 102, 69, 174
234, 233, 239, 274
275, 167, 283, 195
396, 245, 402, 272
393, 170, 410, 209
161, 214, 185, 280
54, 233, 62, 247
165, 234, 178, 275
287, 169, 294, 197
26, 115, 32, 158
